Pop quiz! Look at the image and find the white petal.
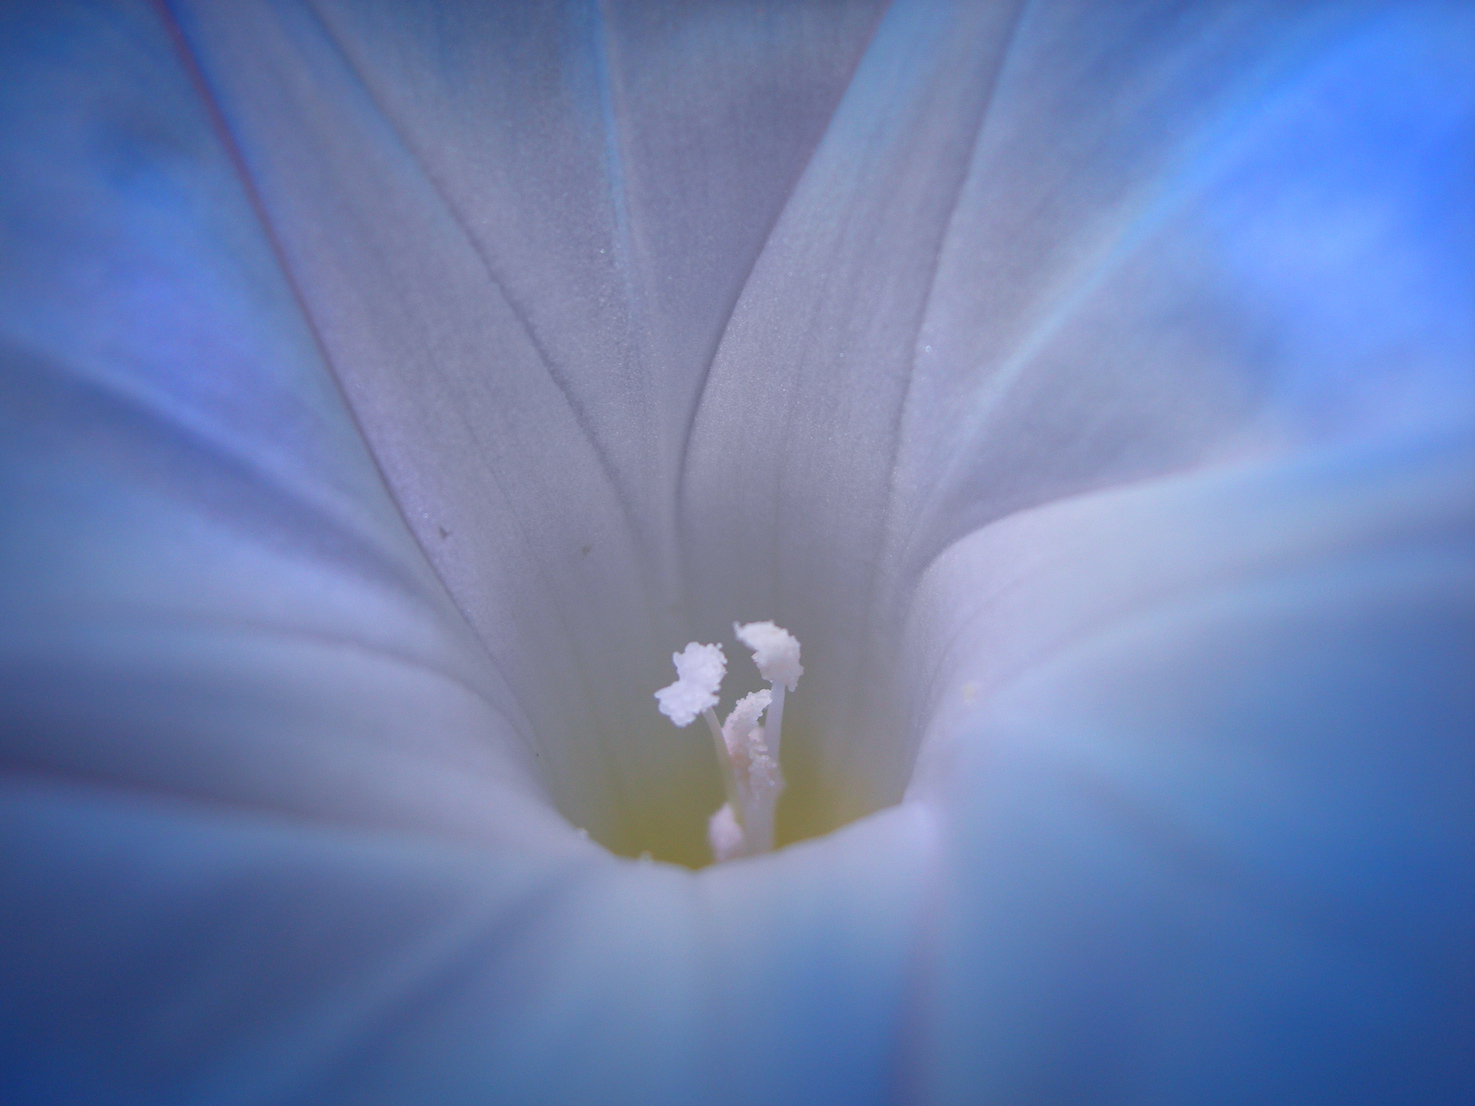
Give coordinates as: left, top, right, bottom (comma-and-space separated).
686, 0, 1475, 842
158, 0, 884, 856
0, 0, 546, 846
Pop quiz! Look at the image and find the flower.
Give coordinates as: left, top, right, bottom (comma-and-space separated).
1, 1, 1471, 1103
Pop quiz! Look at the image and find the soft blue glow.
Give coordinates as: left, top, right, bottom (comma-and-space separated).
2, 1, 1471, 1103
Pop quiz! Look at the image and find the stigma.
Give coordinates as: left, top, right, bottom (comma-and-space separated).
655, 621, 802, 862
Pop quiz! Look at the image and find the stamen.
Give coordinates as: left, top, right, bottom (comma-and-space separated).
708, 803, 744, 862
734, 620, 801, 761
733, 621, 802, 689
721, 689, 779, 854
734, 621, 802, 762
656, 625, 802, 863
654, 641, 725, 727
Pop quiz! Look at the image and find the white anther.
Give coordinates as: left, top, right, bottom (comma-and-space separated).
733, 621, 802, 691
735, 620, 801, 764
708, 803, 745, 862
654, 642, 725, 728
720, 689, 772, 761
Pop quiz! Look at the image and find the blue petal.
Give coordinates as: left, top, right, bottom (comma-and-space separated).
0, 0, 544, 840
908, 428, 1474, 1103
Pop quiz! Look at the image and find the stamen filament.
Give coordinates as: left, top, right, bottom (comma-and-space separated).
764, 681, 786, 763
702, 705, 733, 804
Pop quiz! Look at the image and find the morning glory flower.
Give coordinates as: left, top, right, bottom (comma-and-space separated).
2, 0, 1471, 1103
